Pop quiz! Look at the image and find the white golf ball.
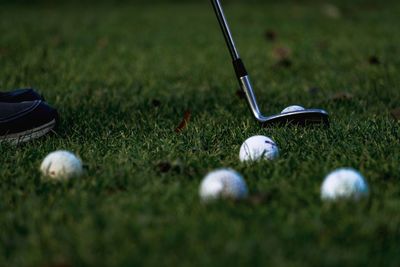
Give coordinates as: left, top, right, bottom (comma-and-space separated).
199, 169, 248, 202
40, 150, 83, 180
239, 135, 279, 162
321, 168, 369, 201
281, 105, 305, 113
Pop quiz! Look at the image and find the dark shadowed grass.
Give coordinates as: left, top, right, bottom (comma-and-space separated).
0, 1, 400, 266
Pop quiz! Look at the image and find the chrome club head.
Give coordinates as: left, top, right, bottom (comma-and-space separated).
211, 0, 329, 127
239, 76, 329, 126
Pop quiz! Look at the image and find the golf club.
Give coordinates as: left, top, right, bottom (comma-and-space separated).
211, 0, 329, 126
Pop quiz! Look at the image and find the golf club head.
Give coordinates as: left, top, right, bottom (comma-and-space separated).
239, 76, 330, 127
260, 109, 330, 127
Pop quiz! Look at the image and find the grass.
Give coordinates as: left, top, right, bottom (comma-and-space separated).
0, 1, 400, 266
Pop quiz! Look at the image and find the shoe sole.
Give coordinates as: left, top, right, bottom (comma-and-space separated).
1, 119, 57, 144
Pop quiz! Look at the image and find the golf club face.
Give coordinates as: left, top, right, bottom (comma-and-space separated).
240, 76, 330, 127
211, 0, 330, 127
260, 109, 330, 127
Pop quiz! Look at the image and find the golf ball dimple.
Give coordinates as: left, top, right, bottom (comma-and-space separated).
40, 150, 83, 180
281, 105, 305, 113
321, 168, 369, 201
239, 135, 279, 162
199, 169, 248, 202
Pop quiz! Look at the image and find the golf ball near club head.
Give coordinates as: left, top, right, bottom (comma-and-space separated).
321, 168, 369, 201
199, 169, 248, 202
40, 150, 83, 180
239, 135, 279, 162
281, 105, 305, 113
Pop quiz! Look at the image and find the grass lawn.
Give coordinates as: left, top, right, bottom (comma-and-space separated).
1, 1, 400, 266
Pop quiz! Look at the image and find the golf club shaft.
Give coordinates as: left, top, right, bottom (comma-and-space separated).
212, 0, 264, 120
212, 0, 248, 80
211, 0, 240, 60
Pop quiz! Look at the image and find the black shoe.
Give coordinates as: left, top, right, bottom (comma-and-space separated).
0, 88, 44, 103
0, 100, 59, 144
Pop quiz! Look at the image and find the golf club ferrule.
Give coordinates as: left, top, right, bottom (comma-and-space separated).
233, 58, 248, 78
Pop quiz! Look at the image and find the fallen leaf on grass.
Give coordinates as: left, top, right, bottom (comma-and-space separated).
105, 187, 127, 196
330, 92, 354, 101
275, 58, 292, 68
390, 108, 400, 121
175, 110, 191, 133
151, 99, 161, 107
272, 46, 292, 68
97, 37, 109, 49
156, 160, 184, 173
368, 56, 380, 65
264, 30, 277, 42
322, 4, 341, 19
0, 47, 8, 55
157, 161, 172, 173
247, 194, 270, 205
308, 87, 321, 95
49, 35, 64, 47
234, 192, 276, 205
316, 40, 330, 50
273, 46, 291, 60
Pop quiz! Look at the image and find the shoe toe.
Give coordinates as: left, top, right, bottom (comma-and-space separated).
0, 100, 59, 139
